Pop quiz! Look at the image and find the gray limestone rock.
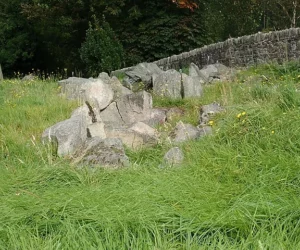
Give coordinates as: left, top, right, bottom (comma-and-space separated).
100, 102, 125, 125
42, 114, 87, 156
98, 72, 110, 84
171, 121, 201, 143
125, 62, 164, 89
182, 74, 203, 98
81, 79, 114, 111
189, 63, 208, 81
116, 91, 153, 125
58, 77, 91, 99
163, 147, 184, 166
104, 122, 158, 149
87, 122, 106, 139
74, 137, 129, 168
153, 69, 182, 99
143, 108, 167, 127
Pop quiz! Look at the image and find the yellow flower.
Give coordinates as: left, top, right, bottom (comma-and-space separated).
241, 112, 246, 116
237, 113, 242, 118
271, 130, 275, 134
208, 120, 214, 126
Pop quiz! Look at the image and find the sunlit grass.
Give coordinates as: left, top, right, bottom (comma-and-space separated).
1, 62, 300, 248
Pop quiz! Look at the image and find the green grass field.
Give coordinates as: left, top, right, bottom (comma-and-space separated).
1, 62, 300, 249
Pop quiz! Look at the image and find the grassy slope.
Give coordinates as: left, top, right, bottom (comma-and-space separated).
1, 63, 300, 249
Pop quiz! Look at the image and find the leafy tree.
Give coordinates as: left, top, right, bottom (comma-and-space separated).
79, 18, 124, 75
0, 0, 36, 75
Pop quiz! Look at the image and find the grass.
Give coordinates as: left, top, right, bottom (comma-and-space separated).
1, 61, 300, 249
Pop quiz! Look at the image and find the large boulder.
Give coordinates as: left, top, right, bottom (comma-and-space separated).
58, 77, 91, 99
153, 69, 182, 99
100, 91, 152, 125
100, 102, 125, 125
73, 137, 129, 168
124, 62, 164, 89
58, 77, 114, 110
81, 79, 114, 111
109, 76, 133, 100
104, 122, 158, 149
116, 91, 153, 125
87, 122, 106, 139
71, 103, 102, 125
42, 114, 87, 156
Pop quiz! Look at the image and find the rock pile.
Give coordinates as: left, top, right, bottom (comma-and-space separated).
42, 62, 228, 168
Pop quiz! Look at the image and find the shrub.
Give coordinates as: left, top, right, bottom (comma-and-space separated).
80, 19, 124, 76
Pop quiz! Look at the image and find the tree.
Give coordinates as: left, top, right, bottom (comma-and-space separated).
80, 18, 124, 75
0, 0, 36, 75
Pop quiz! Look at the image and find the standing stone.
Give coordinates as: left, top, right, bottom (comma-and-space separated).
153, 69, 182, 99
189, 63, 207, 81
182, 74, 203, 98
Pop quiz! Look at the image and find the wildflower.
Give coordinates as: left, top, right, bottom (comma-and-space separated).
271, 130, 275, 134
237, 113, 242, 118
241, 111, 246, 116
208, 120, 214, 126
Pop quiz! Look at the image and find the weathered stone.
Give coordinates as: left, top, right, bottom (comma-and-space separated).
98, 72, 110, 84
125, 62, 164, 89
189, 63, 207, 81
109, 76, 133, 100
58, 78, 114, 110
42, 114, 87, 156
104, 122, 158, 149
100, 102, 124, 125
171, 121, 200, 143
129, 122, 159, 142
182, 74, 203, 98
81, 79, 114, 111
143, 108, 167, 127
71, 103, 101, 125
117, 91, 153, 125
74, 137, 129, 168
163, 147, 184, 166
58, 77, 91, 99
199, 64, 220, 81
199, 102, 224, 126
153, 69, 182, 99
87, 122, 106, 139
22, 74, 35, 81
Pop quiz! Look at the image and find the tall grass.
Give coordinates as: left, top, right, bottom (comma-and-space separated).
1, 62, 300, 249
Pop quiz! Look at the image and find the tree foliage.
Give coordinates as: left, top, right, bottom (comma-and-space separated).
80, 18, 124, 76
0, 0, 298, 76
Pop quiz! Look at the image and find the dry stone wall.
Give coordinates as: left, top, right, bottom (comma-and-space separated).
153, 28, 300, 70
